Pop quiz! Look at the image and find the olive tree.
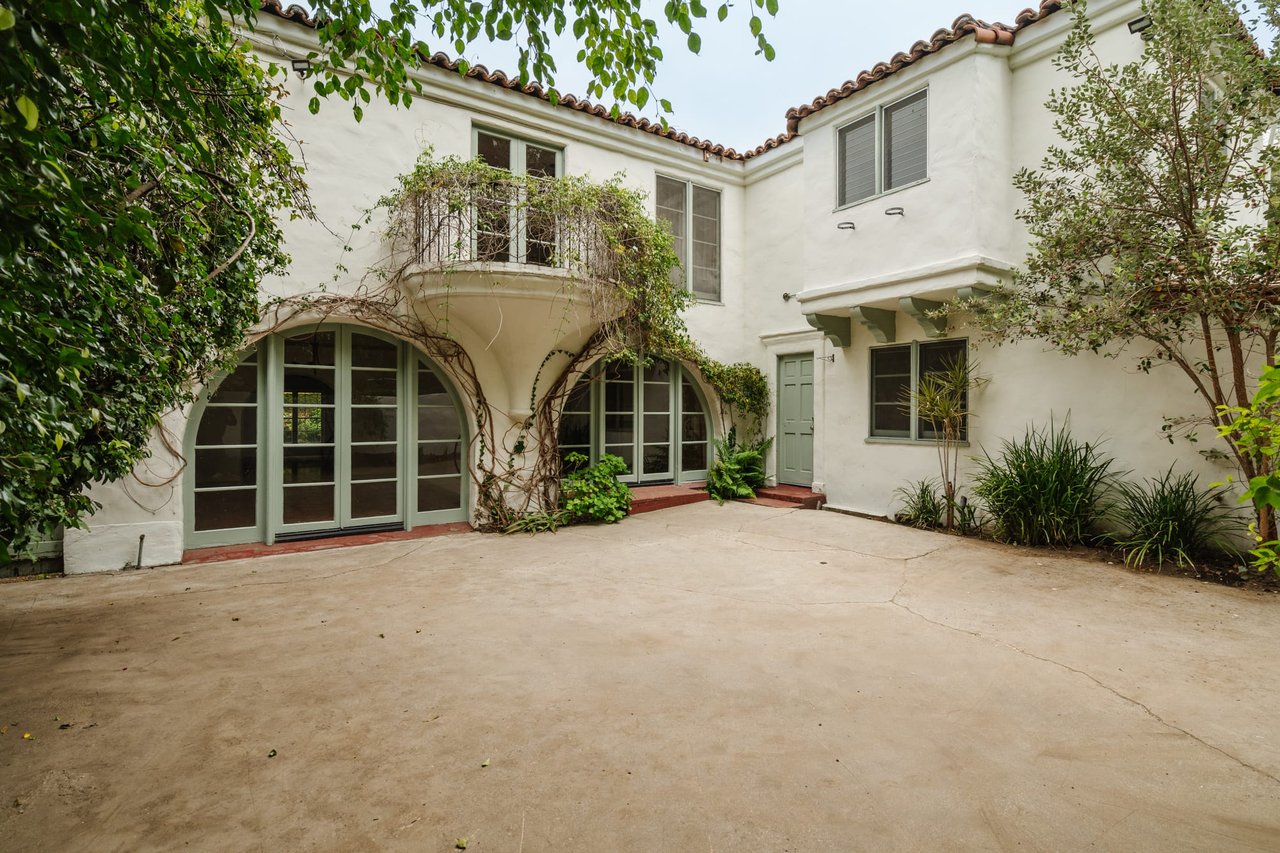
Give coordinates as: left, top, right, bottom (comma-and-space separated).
972, 0, 1280, 536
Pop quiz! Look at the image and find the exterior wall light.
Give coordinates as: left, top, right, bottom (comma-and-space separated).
1127, 15, 1153, 35
885, 207, 905, 217
836, 221, 856, 231
291, 58, 312, 77
782, 292, 794, 301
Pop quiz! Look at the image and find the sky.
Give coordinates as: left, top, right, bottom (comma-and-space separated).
369, 1, 1037, 151
366, 1, 1276, 153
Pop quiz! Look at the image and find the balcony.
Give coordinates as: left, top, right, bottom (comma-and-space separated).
394, 163, 636, 418
405, 168, 626, 280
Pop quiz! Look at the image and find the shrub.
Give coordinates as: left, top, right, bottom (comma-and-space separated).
1109, 467, 1241, 568
560, 453, 632, 524
504, 452, 632, 533
973, 420, 1115, 546
707, 431, 772, 505
894, 479, 945, 529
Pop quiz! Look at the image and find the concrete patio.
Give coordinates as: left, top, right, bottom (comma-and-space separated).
0, 502, 1277, 851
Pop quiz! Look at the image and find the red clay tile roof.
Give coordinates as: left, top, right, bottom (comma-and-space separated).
783, 3, 1062, 132
257, 1, 1061, 161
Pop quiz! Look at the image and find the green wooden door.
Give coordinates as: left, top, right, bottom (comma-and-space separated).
778, 354, 814, 487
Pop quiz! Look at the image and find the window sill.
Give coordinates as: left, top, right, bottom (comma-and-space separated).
833, 177, 930, 214
692, 298, 724, 307
864, 436, 970, 448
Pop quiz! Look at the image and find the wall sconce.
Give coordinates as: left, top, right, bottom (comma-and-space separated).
885, 207, 905, 217
819, 354, 836, 363
1127, 15, 1153, 35
836, 221, 856, 231
782, 292, 794, 302
291, 58, 312, 77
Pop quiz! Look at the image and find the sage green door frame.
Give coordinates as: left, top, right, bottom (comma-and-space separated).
777, 353, 815, 487
577, 359, 711, 485
184, 325, 469, 550
269, 326, 406, 541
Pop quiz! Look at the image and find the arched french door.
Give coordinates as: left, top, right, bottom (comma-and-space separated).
186, 325, 468, 548
558, 360, 712, 484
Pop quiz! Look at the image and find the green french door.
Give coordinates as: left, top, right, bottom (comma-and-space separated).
602, 361, 675, 483
561, 360, 711, 485
275, 327, 404, 536
778, 353, 815, 487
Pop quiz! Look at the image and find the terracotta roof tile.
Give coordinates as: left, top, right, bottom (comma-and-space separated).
257, 1, 1061, 161
783, 3, 1061, 132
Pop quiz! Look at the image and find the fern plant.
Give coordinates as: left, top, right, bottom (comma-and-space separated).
706, 430, 772, 505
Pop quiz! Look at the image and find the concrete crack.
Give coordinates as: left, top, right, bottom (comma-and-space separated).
886, 595, 1280, 789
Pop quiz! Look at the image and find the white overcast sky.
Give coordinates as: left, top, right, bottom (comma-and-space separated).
367, 1, 1274, 152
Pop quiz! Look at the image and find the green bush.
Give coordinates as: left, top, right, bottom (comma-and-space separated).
1109, 467, 1241, 568
894, 479, 946, 529
560, 453, 632, 524
504, 453, 632, 533
973, 420, 1115, 546
706, 431, 772, 505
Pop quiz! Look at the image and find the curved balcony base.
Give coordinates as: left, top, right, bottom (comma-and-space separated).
400, 264, 624, 419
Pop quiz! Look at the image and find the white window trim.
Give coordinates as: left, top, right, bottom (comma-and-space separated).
833, 86, 929, 213
655, 173, 723, 305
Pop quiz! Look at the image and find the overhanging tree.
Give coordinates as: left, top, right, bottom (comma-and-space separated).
972, 0, 1280, 536
0, 0, 776, 556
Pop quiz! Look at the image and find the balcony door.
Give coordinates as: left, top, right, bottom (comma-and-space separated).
475, 129, 561, 264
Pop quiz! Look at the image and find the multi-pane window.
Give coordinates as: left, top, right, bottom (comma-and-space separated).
869, 338, 967, 440
475, 129, 560, 264
655, 176, 721, 302
188, 326, 466, 548
837, 89, 928, 207
558, 360, 712, 484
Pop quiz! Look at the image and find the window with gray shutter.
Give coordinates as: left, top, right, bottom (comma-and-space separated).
883, 90, 928, 191
838, 115, 877, 206
835, 89, 928, 207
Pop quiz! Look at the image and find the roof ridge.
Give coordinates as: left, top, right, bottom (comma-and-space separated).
256, 1, 1062, 161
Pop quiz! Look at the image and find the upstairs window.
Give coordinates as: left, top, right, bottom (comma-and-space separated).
656, 176, 721, 302
837, 89, 928, 207
474, 128, 561, 264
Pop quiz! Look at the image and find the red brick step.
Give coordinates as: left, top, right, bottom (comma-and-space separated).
629, 483, 709, 515
750, 484, 825, 510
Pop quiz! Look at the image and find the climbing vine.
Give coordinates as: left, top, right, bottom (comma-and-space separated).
266, 153, 767, 529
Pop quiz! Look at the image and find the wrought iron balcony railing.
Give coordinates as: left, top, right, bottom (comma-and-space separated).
408, 171, 623, 282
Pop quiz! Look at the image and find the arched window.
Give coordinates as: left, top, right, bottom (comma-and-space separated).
558, 360, 712, 484
186, 325, 467, 548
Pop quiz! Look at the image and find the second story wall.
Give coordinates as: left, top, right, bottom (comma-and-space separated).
250, 11, 755, 366
792, 42, 1018, 295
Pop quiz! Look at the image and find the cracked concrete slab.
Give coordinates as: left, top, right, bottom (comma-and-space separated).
0, 502, 1277, 851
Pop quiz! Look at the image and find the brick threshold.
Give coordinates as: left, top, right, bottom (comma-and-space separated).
630, 482, 709, 515
182, 522, 473, 565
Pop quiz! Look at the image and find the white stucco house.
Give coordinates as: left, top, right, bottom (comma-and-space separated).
59, 0, 1230, 573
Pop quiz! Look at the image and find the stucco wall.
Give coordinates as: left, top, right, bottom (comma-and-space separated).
754, 0, 1244, 521
66, 0, 1252, 572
